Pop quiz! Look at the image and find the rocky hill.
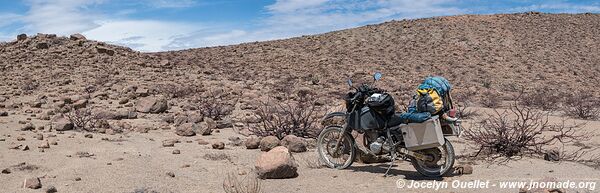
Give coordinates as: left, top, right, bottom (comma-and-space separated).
2, 12, 600, 109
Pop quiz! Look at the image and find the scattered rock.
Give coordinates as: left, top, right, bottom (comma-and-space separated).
175, 123, 196, 136
259, 136, 280, 152
23, 177, 42, 189
21, 123, 35, 131
70, 33, 86, 41
38, 141, 50, 149
84, 133, 93, 138
197, 139, 209, 145
454, 164, 473, 175
172, 149, 181, 154
35, 133, 44, 140
22, 145, 30, 151
197, 121, 213, 135
162, 139, 177, 147
281, 135, 307, 153
212, 142, 225, 149
44, 185, 57, 193
0, 111, 8, 116
255, 146, 299, 179
17, 136, 26, 141
53, 118, 74, 131
166, 171, 175, 178
135, 96, 168, 113
17, 33, 27, 41
1, 168, 10, 174
245, 136, 261, 149
96, 46, 115, 56
74, 177, 81, 181
228, 136, 243, 146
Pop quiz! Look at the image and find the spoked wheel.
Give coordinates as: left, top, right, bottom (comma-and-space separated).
317, 126, 356, 169
410, 138, 455, 177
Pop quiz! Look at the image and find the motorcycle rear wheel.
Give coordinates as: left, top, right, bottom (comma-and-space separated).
410, 138, 455, 177
317, 126, 356, 169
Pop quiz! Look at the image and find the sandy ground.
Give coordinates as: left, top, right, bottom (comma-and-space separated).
1, 109, 599, 193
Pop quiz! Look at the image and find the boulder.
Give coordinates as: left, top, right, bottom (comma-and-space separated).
17, 34, 27, 41
197, 121, 212, 135
453, 164, 473, 175
70, 33, 86, 41
228, 136, 243, 146
245, 136, 261, 149
281, 135, 307, 153
96, 46, 115, 56
20, 123, 35, 131
255, 146, 298, 179
162, 139, 177, 147
212, 142, 225, 149
135, 96, 168, 113
175, 123, 196, 136
23, 177, 42, 189
53, 118, 74, 131
259, 136, 280, 152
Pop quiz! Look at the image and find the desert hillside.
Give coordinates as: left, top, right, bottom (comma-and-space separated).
2, 13, 600, 105
1, 13, 600, 193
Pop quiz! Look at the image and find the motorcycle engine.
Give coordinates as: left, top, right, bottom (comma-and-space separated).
365, 132, 390, 155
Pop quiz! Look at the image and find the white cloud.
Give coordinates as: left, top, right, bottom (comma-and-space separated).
83, 20, 202, 51
508, 3, 600, 13
164, 0, 464, 50
22, 0, 105, 35
266, 0, 328, 13
146, 0, 197, 8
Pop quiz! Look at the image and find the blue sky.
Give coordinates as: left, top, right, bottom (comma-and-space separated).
1, 0, 599, 52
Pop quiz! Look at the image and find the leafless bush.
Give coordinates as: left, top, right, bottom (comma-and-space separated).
223, 172, 262, 193
64, 107, 100, 131
480, 91, 501, 108
203, 152, 232, 162
192, 90, 235, 121
563, 92, 600, 120
300, 156, 324, 169
518, 88, 562, 111
464, 103, 591, 160
453, 92, 479, 119
249, 91, 321, 139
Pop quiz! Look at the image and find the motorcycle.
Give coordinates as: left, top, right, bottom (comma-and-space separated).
317, 72, 463, 177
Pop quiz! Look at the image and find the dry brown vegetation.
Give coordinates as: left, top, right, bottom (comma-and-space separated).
464, 103, 592, 161
249, 91, 321, 139
223, 172, 262, 193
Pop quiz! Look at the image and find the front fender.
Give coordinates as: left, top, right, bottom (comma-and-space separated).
322, 112, 347, 121
321, 112, 347, 126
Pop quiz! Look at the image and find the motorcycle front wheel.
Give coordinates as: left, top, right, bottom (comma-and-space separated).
410, 138, 455, 177
317, 126, 356, 169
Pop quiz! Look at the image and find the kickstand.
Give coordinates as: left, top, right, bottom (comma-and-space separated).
384, 129, 396, 177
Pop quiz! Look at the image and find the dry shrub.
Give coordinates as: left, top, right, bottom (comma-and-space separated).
464, 103, 591, 160
518, 88, 562, 111
249, 91, 321, 139
300, 156, 324, 169
480, 91, 501, 108
563, 92, 600, 120
193, 91, 237, 120
203, 152, 232, 162
64, 107, 100, 131
223, 172, 262, 193
453, 92, 479, 119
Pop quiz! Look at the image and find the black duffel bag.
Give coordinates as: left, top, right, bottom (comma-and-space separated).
366, 93, 395, 118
